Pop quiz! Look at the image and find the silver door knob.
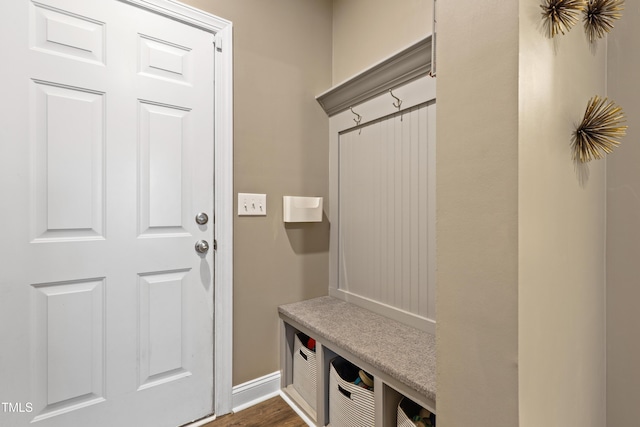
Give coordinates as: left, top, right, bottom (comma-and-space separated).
195, 212, 209, 225
195, 240, 209, 254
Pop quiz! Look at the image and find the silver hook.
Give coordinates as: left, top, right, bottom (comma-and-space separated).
350, 107, 362, 134
390, 90, 403, 121
350, 106, 362, 126
390, 90, 402, 110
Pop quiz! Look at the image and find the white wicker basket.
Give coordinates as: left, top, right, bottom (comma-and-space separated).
328, 358, 375, 427
396, 397, 415, 427
293, 333, 317, 410
397, 397, 435, 427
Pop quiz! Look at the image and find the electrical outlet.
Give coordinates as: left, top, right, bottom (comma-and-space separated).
238, 193, 267, 216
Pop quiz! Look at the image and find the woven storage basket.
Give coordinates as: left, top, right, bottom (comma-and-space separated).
328, 358, 374, 427
397, 397, 435, 427
397, 397, 415, 427
293, 333, 317, 410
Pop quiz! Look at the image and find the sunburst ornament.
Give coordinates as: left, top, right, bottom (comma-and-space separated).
572, 96, 627, 163
540, 0, 586, 38
583, 0, 624, 43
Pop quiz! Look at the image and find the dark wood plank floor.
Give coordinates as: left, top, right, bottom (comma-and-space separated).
202, 396, 307, 427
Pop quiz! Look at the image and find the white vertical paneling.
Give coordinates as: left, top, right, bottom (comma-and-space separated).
427, 105, 437, 321
401, 111, 411, 312
410, 110, 420, 315
373, 120, 382, 303
338, 131, 349, 291
378, 119, 388, 306
418, 105, 429, 319
338, 103, 435, 323
393, 111, 403, 309
386, 116, 395, 307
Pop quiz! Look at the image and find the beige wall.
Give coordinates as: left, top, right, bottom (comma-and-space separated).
180, 0, 332, 386
607, 10, 640, 426
518, 1, 606, 426
437, 1, 608, 425
332, 0, 432, 84
435, 2, 520, 426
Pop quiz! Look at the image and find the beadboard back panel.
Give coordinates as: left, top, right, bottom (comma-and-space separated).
337, 102, 436, 330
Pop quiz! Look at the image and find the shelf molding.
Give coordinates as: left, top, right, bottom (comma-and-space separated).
316, 35, 432, 117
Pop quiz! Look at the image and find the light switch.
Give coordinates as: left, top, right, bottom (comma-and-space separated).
238, 193, 267, 216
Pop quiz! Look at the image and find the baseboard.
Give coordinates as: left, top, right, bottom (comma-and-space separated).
182, 414, 217, 427
231, 371, 281, 413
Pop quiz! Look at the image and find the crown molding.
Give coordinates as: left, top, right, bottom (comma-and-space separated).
317, 35, 432, 117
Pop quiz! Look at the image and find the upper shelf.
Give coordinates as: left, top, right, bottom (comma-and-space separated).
316, 35, 433, 117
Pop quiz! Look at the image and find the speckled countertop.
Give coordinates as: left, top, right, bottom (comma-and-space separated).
278, 296, 436, 403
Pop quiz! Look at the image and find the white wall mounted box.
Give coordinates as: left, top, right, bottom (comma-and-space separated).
283, 196, 323, 223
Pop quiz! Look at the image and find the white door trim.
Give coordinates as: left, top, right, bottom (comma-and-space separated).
212, 22, 234, 417
116, 0, 234, 416
119, 0, 231, 32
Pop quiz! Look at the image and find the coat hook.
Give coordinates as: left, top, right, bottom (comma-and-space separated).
350, 106, 362, 126
350, 107, 362, 134
390, 90, 403, 121
390, 90, 402, 110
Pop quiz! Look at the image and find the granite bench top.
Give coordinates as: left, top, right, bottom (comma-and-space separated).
278, 296, 436, 403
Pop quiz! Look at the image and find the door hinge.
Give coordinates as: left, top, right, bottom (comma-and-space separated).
215, 34, 223, 52
213, 239, 218, 250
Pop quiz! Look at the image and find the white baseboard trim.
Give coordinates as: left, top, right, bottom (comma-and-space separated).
183, 414, 217, 427
231, 371, 281, 413
279, 390, 316, 427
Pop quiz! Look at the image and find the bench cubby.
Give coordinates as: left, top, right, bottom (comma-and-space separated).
279, 296, 436, 427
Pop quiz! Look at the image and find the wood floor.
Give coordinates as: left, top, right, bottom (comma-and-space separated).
202, 396, 307, 427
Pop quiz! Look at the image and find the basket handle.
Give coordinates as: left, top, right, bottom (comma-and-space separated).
338, 385, 351, 399
299, 349, 308, 361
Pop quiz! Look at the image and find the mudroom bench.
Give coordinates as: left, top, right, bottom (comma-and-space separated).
279, 296, 436, 427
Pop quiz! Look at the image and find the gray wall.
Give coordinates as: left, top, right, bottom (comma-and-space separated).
607, 8, 640, 426
181, 0, 333, 386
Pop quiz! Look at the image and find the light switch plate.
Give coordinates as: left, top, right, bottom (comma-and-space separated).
238, 193, 267, 216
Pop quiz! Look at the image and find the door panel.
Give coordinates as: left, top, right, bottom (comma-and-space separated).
32, 80, 105, 241
138, 100, 191, 236
139, 35, 192, 84
30, 2, 106, 65
138, 269, 191, 391
31, 278, 106, 422
1, 1, 215, 426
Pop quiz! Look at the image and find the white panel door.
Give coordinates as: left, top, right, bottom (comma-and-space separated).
0, 1, 216, 426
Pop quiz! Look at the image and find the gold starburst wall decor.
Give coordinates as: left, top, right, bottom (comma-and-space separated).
583, 0, 624, 43
572, 96, 627, 163
540, 0, 586, 38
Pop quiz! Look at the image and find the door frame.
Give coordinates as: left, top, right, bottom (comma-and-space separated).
119, 0, 234, 416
